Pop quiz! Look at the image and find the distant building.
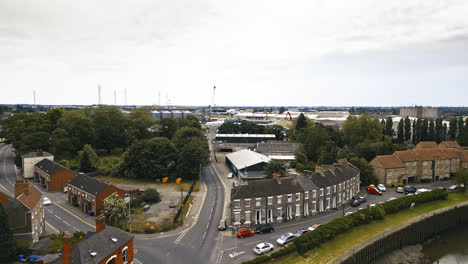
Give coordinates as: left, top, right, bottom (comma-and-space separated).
256, 142, 300, 165
225, 149, 270, 180
22, 150, 54, 179
400, 106, 438, 120
34, 159, 75, 192
215, 134, 277, 143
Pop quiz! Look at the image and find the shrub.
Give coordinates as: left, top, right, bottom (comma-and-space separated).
14, 238, 30, 255
271, 244, 296, 258
420, 179, 432, 183
142, 188, 161, 204
241, 255, 272, 264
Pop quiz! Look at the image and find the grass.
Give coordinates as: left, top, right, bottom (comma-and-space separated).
96, 176, 198, 192
279, 192, 468, 264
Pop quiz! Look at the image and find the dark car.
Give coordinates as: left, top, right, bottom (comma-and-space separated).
404, 185, 417, 194
255, 224, 274, 234
218, 220, 227, 231
293, 229, 308, 238
351, 199, 360, 207
358, 196, 367, 204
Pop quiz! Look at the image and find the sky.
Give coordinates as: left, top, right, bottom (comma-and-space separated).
1, 0, 468, 107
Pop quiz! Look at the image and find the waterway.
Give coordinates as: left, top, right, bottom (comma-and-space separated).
421, 223, 468, 263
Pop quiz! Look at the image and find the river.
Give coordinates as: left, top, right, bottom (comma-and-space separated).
421, 223, 468, 263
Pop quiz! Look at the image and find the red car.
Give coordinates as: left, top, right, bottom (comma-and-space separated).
237, 228, 255, 238
366, 185, 382, 195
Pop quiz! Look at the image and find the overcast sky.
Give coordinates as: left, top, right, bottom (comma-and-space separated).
1, 0, 468, 106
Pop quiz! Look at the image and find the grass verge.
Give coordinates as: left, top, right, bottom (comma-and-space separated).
280, 192, 468, 264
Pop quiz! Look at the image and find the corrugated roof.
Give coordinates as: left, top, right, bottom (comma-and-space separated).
373, 155, 405, 169
226, 150, 270, 169
305, 164, 360, 188
256, 142, 300, 155
394, 150, 419, 162
16, 185, 42, 210
439, 141, 463, 150
415, 141, 438, 149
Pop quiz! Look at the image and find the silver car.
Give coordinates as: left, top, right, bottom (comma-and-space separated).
253, 242, 274, 255
276, 232, 295, 246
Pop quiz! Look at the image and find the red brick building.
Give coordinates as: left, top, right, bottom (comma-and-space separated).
68, 173, 124, 215
34, 159, 75, 191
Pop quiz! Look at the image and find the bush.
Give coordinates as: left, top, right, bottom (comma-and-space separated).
14, 238, 30, 255
241, 255, 272, 264
380, 188, 447, 214
420, 179, 432, 183
271, 244, 296, 258
142, 188, 161, 204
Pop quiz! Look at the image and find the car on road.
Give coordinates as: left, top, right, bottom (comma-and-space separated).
396, 187, 404, 193
63, 186, 68, 193
369, 204, 376, 207
293, 229, 308, 238
366, 185, 382, 195
404, 185, 417, 194
218, 220, 227, 231
276, 232, 295, 246
308, 223, 321, 232
377, 184, 386, 192
449, 184, 464, 191
344, 212, 353, 216
255, 224, 274, 234
351, 199, 360, 207
415, 188, 431, 194
227, 173, 233, 179
358, 196, 367, 204
43, 197, 52, 206
237, 228, 254, 239
253, 242, 274, 255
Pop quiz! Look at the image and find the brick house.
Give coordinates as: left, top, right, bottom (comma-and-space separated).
34, 159, 75, 191
230, 161, 360, 226
53, 215, 135, 264
22, 151, 54, 179
68, 173, 124, 215
1, 180, 45, 243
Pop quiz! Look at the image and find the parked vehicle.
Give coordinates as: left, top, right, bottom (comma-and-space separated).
344, 212, 353, 216
449, 184, 464, 191
233, 181, 239, 187
227, 173, 233, 179
369, 204, 376, 207
63, 186, 68, 193
377, 184, 386, 192
404, 185, 417, 194
366, 185, 382, 195
358, 196, 367, 204
255, 224, 274, 234
396, 187, 404, 193
415, 188, 431, 194
351, 199, 360, 207
293, 229, 308, 238
276, 232, 295, 246
43, 197, 52, 206
237, 228, 254, 239
218, 220, 227, 231
307, 223, 321, 232
253, 242, 274, 255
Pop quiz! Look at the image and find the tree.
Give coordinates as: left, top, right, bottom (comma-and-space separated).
455, 168, 468, 192
428, 120, 435, 141
55, 109, 96, 154
126, 107, 155, 143
442, 123, 448, 141
159, 118, 178, 139
295, 113, 308, 131
172, 127, 206, 150
218, 122, 240, 134
142, 188, 161, 204
279, 107, 285, 114
264, 125, 285, 140
349, 157, 377, 186
421, 119, 428, 141
79, 149, 94, 172
319, 141, 338, 164
435, 117, 443, 143
295, 145, 309, 172
397, 119, 404, 143
176, 137, 210, 180
300, 125, 330, 162
103, 193, 128, 225
404, 117, 411, 142
412, 119, 417, 144
0, 203, 16, 262
449, 117, 458, 140
263, 160, 287, 179
385, 116, 393, 137
457, 117, 465, 144
80, 144, 97, 166
91, 106, 127, 153
460, 118, 468, 146
342, 115, 383, 147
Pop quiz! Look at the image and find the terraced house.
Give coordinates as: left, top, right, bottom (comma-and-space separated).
370, 141, 468, 185
230, 160, 360, 226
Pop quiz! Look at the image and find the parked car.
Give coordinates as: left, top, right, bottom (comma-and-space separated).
255, 224, 274, 234
449, 184, 464, 191
415, 188, 431, 194
276, 232, 295, 246
344, 212, 353, 216
366, 185, 382, 195
218, 220, 227, 231
404, 185, 417, 194
307, 223, 321, 232
253, 242, 274, 255
43, 197, 52, 206
369, 204, 376, 207
237, 228, 254, 239
377, 184, 386, 192
351, 199, 360, 207
233, 181, 239, 187
227, 173, 233, 179
358, 196, 367, 204
293, 229, 308, 238
63, 186, 68, 193
396, 187, 404, 193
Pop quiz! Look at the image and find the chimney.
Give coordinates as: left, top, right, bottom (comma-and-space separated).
95, 214, 106, 232
62, 232, 72, 264
37, 149, 43, 157
273, 172, 281, 184
15, 180, 30, 197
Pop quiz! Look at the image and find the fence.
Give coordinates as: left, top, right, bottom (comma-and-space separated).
173, 180, 196, 224
337, 202, 468, 264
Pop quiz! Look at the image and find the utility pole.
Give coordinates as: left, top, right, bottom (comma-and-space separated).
128, 193, 132, 233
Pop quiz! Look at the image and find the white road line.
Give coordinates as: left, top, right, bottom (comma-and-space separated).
245, 240, 262, 246
174, 228, 189, 245
55, 215, 62, 220
73, 227, 80, 232
222, 247, 236, 252
63, 221, 71, 226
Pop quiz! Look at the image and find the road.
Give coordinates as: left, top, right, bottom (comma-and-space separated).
0, 144, 94, 235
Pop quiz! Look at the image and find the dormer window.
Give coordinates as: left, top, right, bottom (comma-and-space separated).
89, 250, 97, 257
111, 237, 118, 243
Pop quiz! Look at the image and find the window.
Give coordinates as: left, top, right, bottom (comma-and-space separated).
405, 162, 409, 166
122, 247, 128, 263
412, 169, 416, 173
387, 179, 392, 184
394, 178, 398, 183
326, 198, 330, 209
343, 191, 346, 200
338, 183, 342, 191
244, 199, 251, 207
255, 198, 261, 207
304, 202, 309, 216
233, 199, 240, 208
423, 168, 427, 173
304, 191, 309, 199
277, 208, 283, 219
296, 193, 300, 201
287, 194, 292, 203
320, 188, 324, 196
326, 187, 330, 195
245, 211, 251, 222
277, 195, 282, 204
405, 169, 408, 173
401, 170, 404, 174
445, 167, 449, 171
423, 161, 427, 166
333, 185, 336, 193
338, 193, 341, 203
268, 197, 273, 206
437, 160, 440, 164
388, 171, 392, 176
295, 204, 300, 217
234, 212, 240, 223
413, 161, 416, 166
312, 201, 316, 212
312, 190, 317, 198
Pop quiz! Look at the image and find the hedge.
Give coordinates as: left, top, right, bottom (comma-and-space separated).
241, 255, 272, 264
271, 244, 296, 258
379, 188, 447, 214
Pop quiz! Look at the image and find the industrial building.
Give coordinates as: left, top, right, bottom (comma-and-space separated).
225, 149, 270, 180
215, 134, 276, 143
400, 106, 438, 120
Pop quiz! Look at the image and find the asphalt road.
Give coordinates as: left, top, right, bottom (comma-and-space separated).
134, 164, 225, 264
0, 144, 94, 235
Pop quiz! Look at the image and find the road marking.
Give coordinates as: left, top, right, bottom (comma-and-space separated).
174, 228, 189, 245
51, 202, 95, 228
210, 163, 228, 219
63, 221, 71, 226
0, 183, 12, 195
133, 258, 143, 264
245, 239, 263, 246
46, 221, 60, 233
55, 215, 62, 220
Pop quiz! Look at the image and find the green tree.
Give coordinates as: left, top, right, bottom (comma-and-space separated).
404, 117, 411, 142
159, 118, 178, 139
263, 159, 287, 179
79, 144, 98, 167
45, 108, 65, 132
319, 141, 338, 165
397, 119, 404, 143
55, 109, 96, 154
412, 119, 417, 144
428, 120, 435, 141
449, 117, 458, 140
455, 168, 468, 192
176, 137, 210, 180
91, 106, 127, 153
349, 157, 377, 186
126, 107, 155, 143
79, 149, 94, 172
421, 119, 428, 141
442, 123, 448, 141
142, 188, 161, 204
295, 113, 308, 131
0, 203, 15, 262
461, 118, 468, 146
342, 115, 383, 147
172, 127, 206, 150
300, 124, 330, 162
218, 122, 240, 134
264, 124, 285, 140
385, 116, 393, 137
435, 117, 443, 143
457, 117, 465, 144
295, 145, 309, 172
279, 107, 285, 114
103, 193, 128, 225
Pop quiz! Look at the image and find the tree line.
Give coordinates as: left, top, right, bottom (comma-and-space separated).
218, 121, 285, 140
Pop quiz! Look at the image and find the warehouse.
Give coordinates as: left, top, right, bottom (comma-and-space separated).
225, 149, 270, 180
215, 133, 276, 143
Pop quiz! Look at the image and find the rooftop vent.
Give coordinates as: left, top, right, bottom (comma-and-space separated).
89, 250, 97, 257
111, 237, 118, 243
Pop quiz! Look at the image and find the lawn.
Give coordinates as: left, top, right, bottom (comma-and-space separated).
280, 192, 468, 264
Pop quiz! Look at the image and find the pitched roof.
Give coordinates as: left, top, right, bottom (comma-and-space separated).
460, 150, 468, 163
394, 151, 419, 162
415, 141, 438, 149
16, 185, 43, 210
231, 176, 304, 199
22, 151, 53, 158
68, 174, 108, 195
410, 148, 449, 161
35, 159, 69, 175
439, 148, 462, 159
305, 164, 360, 188
439, 141, 463, 149
226, 149, 270, 169
0, 191, 13, 207
372, 155, 405, 169
256, 142, 300, 155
